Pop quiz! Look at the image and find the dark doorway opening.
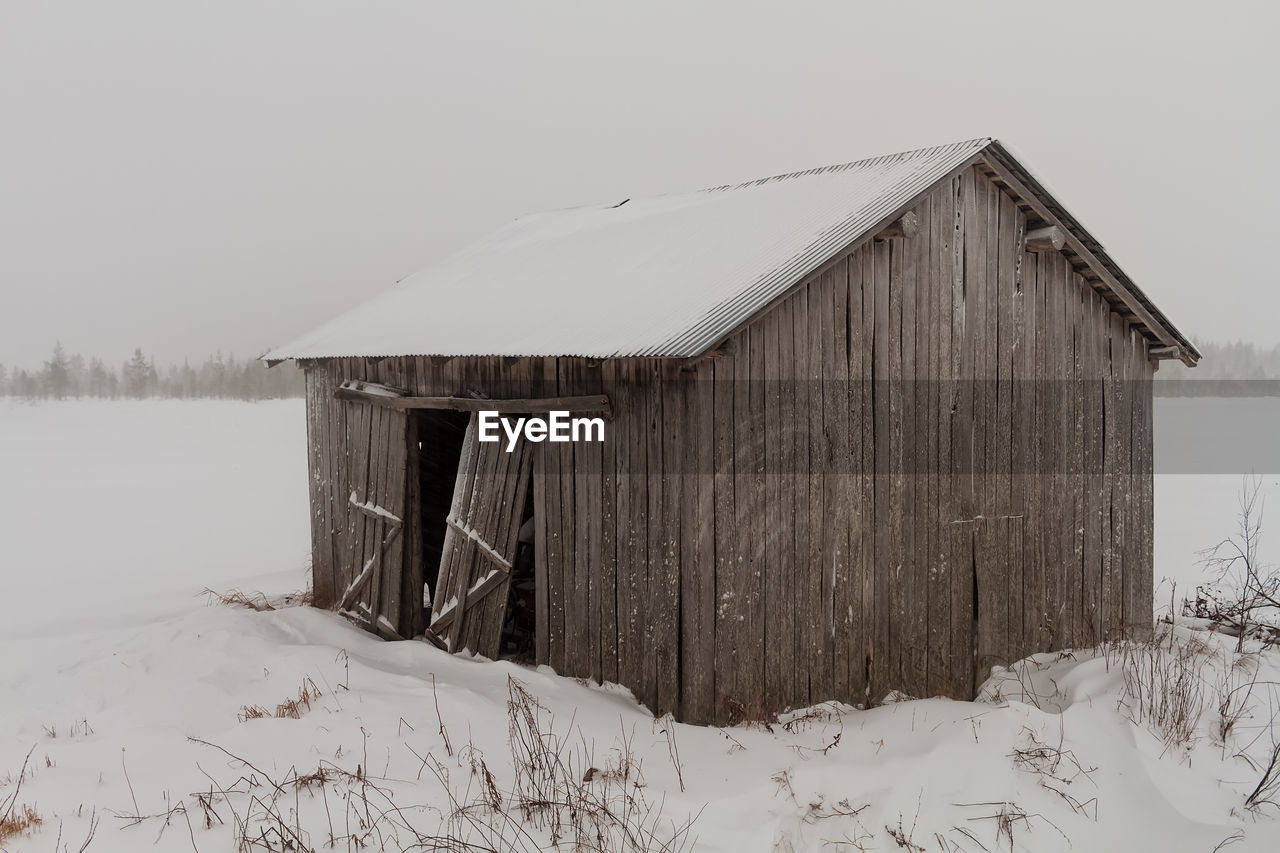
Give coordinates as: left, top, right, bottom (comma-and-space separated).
412, 410, 469, 607
413, 411, 538, 663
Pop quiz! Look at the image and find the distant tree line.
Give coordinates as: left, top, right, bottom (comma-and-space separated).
1156, 339, 1280, 397
1, 339, 1276, 401
0, 343, 303, 401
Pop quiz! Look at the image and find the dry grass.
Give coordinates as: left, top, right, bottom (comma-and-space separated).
177, 676, 700, 852
0, 802, 42, 843
1009, 726, 1098, 820
237, 677, 323, 723
1245, 739, 1280, 811
0, 747, 42, 845
203, 586, 313, 612
1110, 624, 1208, 748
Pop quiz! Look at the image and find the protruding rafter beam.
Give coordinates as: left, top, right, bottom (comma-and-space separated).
1025, 225, 1066, 252
682, 337, 735, 369
874, 210, 919, 240
1148, 345, 1185, 363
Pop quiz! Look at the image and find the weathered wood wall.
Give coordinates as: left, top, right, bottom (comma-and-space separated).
300, 163, 1156, 725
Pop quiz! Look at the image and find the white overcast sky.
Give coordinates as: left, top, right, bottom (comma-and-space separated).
1, 0, 1276, 367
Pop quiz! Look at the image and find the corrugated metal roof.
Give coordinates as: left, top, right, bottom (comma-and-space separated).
263, 138, 1195, 363
264, 138, 991, 361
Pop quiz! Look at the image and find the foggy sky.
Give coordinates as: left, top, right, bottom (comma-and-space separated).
2, 0, 1276, 368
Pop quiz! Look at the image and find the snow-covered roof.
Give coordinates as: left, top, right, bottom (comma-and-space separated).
264, 138, 1195, 363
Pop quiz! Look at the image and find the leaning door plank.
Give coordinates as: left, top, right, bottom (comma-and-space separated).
429, 414, 534, 658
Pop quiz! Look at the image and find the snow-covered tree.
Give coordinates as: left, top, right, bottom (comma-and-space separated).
44, 342, 72, 399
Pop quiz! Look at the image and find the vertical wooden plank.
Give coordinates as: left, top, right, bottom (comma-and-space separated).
909, 207, 930, 698
579, 360, 605, 682
701, 361, 721, 712
644, 360, 674, 713
1101, 315, 1119, 640
478, 438, 535, 659
871, 237, 892, 702
472, 365, 522, 654
809, 266, 833, 705
887, 235, 906, 695
897, 225, 921, 697
532, 437, 550, 665
366, 401, 388, 626
556, 362, 584, 673
356, 364, 380, 623
1080, 288, 1102, 644
968, 173, 990, 525
1114, 322, 1134, 638
1044, 258, 1063, 647
531, 359, 557, 667
972, 168, 1000, 682
749, 324, 769, 711
343, 378, 372, 616
909, 199, 932, 699
625, 359, 654, 702
853, 245, 876, 705
547, 424, 570, 670
1062, 280, 1080, 647
712, 351, 738, 722
653, 362, 680, 716
1032, 271, 1051, 648
951, 169, 976, 697
599, 360, 619, 684
997, 193, 1023, 665
947, 518, 975, 699
676, 363, 697, 717
974, 517, 1007, 686
1038, 260, 1058, 647
793, 285, 816, 706
436, 414, 473, 649
611, 360, 635, 689
681, 360, 716, 722
926, 187, 952, 697
763, 296, 789, 711
1134, 339, 1155, 640
379, 409, 408, 635
305, 369, 334, 607
829, 255, 856, 704
732, 329, 765, 715
1023, 255, 1043, 652
556, 360, 584, 673
778, 296, 801, 710
1009, 216, 1032, 662
331, 362, 351, 608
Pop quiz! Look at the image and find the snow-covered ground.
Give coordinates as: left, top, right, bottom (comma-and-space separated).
2, 398, 1279, 852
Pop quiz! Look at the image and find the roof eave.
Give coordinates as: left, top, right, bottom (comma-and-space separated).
979, 141, 1200, 367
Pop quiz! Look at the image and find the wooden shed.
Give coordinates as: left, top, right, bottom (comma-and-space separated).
265, 138, 1198, 724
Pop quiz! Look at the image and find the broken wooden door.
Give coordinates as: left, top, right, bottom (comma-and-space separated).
429, 413, 535, 657
334, 401, 409, 639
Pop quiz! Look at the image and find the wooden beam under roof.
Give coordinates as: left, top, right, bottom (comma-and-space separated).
335, 379, 611, 415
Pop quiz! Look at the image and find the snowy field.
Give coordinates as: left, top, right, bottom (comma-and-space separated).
2, 398, 1280, 852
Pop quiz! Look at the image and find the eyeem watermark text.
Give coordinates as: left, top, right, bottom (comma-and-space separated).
477, 411, 605, 452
